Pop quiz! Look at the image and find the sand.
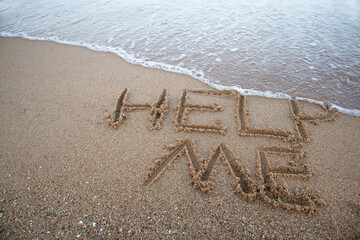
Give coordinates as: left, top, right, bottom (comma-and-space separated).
0, 37, 359, 239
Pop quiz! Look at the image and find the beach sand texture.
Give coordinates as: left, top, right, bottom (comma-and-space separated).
0, 38, 359, 239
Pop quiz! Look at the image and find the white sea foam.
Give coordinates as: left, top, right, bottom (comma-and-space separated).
1, 31, 359, 117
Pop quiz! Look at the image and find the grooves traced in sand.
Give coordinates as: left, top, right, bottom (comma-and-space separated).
236, 94, 294, 141
289, 99, 339, 143
144, 138, 257, 201
104, 89, 339, 213
107, 89, 338, 138
107, 89, 168, 130
236, 94, 339, 143
257, 144, 325, 214
144, 138, 325, 213
173, 89, 237, 135
149, 89, 169, 130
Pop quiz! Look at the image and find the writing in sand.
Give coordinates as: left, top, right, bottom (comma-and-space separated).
106, 89, 339, 214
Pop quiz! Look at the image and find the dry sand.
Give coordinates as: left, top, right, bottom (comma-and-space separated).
0, 37, 359, 239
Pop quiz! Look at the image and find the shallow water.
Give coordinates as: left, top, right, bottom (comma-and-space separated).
1, 0, 359, 114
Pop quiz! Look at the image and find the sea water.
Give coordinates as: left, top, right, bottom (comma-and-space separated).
1, 0, 359, 115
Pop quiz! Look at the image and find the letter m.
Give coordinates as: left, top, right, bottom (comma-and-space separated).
144, 138, 257, 201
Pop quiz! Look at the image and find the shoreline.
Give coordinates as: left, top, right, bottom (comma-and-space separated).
1, 33, 359, 117
0, 37, 359, 239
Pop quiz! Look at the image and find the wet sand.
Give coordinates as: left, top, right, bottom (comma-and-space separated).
0, 37, 359, 239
